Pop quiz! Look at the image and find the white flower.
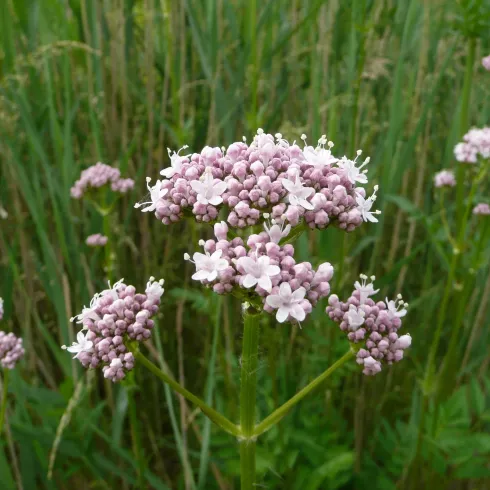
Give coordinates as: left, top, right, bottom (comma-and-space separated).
0, 206, 7, 219
190, 170, 227, 206
354, 274, 379, 304
134, 178, 169, 212
160, 146, 190, 178
385, 295, 408, 319
100, 278, 125, 302
61, 331, 94, 359
396, 334, 412, 349
70, 292, 101, 325
266, 282, 307, 323
337, 150, 369, 185
263, 215, 291, 244
346, 305, 365, 330
146, 277, 165, 301
302, 135, 338, 168
185, 249, 228, 282
237, 255, 280, 293
356, 185, 381, 222
282, 172, 315, 210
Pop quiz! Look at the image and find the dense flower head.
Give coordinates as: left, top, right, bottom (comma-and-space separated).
326, 275, 411, 376
434, 169, 456, 188
71, 162, 135, 199
473, 203, 490, 216
62, 277, 164, 382
86, 233, 108, 247
482, 55, 490, 72
184, 218, 333, 324
135, 129, 379, 232
0, 331, 25, 370
454, 127, 490, 163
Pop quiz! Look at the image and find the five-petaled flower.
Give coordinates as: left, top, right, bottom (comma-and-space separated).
237, 255, 280, 293
160, 146, 190, 179
354, 274, 379, 304
337, 150, 369, 185
185, 249, 228, 282
134, 178, 169, 213
266, 282, 307, 323
190, 170, 228, 206
346, 304, 365, 330
385, 295, 408, 319
263, 215, 291, 244
146, 277, 165, 301
282, 172, 315, 210
62, 331, 94, 359
70, 293, 101, 325
356, 185, 381, 222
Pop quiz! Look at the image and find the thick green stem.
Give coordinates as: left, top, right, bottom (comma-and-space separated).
240, 441, 256, 490
0, 369, 9, 436
239, 308, 260, 490
253, 348, 354, 437
134, 350, 240, 437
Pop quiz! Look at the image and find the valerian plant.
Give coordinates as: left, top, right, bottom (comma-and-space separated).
62, 129, 412, 488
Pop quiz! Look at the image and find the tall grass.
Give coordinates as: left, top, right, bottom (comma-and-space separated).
0, 0, 489, 489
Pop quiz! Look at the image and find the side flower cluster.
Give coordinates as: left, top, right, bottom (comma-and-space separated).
473, 203, 490, 216
0, 331, 25, 370
86, 233, 109, 247
454, 127, 490, 163
0, 297, 3, 321
62, 278, 164, 382
71, 162, 135, 199
135, 130, 381, 231
185, 218, 333, 324
326, 275, 411, 376
434, 170, 456, 188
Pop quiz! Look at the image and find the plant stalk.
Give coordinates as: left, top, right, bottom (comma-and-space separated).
239, 308, 260, 490
253, 348, 354, 437
0, 369, 10, 436
134, 350, 240, 437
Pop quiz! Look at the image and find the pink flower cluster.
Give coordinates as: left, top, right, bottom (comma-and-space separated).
185, 219, 333, 324
62, 278, 164, 382
0, 331, 25, 370
454, 127, 490, 163
434, 170, 456, 188
326, 275, 411, 376
136, 130, 380, 231
482, 55, 490, 72
86, 233, 108, 247
473, 203, 490, 216
0, 297, 3, 321
71, 162, 135, 199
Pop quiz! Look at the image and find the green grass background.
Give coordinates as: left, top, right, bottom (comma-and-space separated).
0, 0, 490, 489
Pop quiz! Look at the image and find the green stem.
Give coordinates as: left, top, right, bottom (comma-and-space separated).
239, 308, 260, 490
456, 37, 475, 228
0, 369, 9, 436
127, 387, 145, 488
103, 212, 113, 282
134, 350, 240, 437
240, 441, 256, 490
253, 348, 354, 438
